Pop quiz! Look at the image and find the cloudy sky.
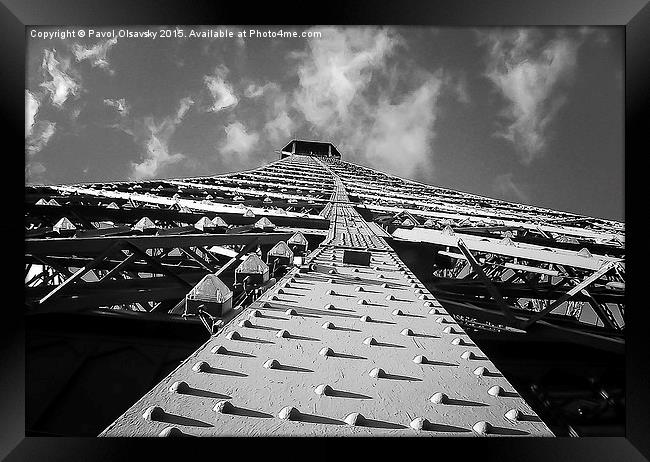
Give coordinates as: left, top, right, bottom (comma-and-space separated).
26, 26, 623, 220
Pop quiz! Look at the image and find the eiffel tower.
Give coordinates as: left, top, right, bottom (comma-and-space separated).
25, 140, 625, 437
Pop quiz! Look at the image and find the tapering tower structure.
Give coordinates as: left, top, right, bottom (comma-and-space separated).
25, 140, 624, 437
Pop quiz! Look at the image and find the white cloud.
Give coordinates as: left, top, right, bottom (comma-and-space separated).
26, 120, 56, 156
26, 161, 47, 182
40, 49, 81, 108
71, 38, 118, 73
364, 77, 443, 176
26, 90, 40, 136
130, 97, 194, 180
289, 27, 441, 177
204, 65, 238, 112
479, 29, 582, 163
220, 122, 259, 156
265, 111, 294, 145
104, 98, 130, 116
493, 172, 530, 203
292, 27, 401, 131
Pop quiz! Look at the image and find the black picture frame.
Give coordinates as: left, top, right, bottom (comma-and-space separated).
5, 0, 648, 460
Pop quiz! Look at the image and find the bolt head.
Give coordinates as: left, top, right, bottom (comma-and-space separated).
319, 347, 334, 357
142, 406, 165, 421
213, 400, 234, 414
314, 384, 333, 396
505, 409, 521, 421
369, 367, 385, 378
430, 392, 448, 404
169, 381, 190, 394
264, 359, 281, 369
344, 412, 365, 426
192, 361, 209, 372
410, 417, 430, 431
211, 345, 228, 354
158, 426, 182, 437
226, 331, 241, 340
276, 329, 290, 338
278, 406, 300, 420
488, 385, 503, 397
473, 421, 492, 435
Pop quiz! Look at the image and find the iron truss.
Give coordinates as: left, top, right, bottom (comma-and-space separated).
25, 143, 624, 437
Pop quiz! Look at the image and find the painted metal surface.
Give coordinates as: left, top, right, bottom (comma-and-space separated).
100, 155, 553, 437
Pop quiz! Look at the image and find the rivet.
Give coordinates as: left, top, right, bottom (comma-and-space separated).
505, 409, 521, 421
354, 286, 365, 292
430, 392, 448, 404
414, 288, 424, 294
410, 417, 430, 431
249, 309, 262, 317
285, 308, 297, 316
413, 355, 428, 364
418, 294, 428, 300
443, 326, 457, 334
401, 328, 414, 336
322, 321, 335, 329
363, 337, 377, 345
435, 317, 447, 324
488, 385, 503, 396
360, 315, 372, 322
319, 347, 334, 357
378, 274, 385, 279
192, 361, 210, 372
328, 269, 337, 275
429, 308, 441, 315
169, 381, 190, 394
381, 283, 389, 288
423, 301, 433, 307
461, 351, 475, 360
271, 295, 280, 301
284, 282, 292, 288
238, 319, 252, 328
158, 426, 183, 437
261, 302, 272, 308
369, 367, 385, 378
473, 366, 487, 376
211, 345, 228, 354
392, 309, 403, 316
451, 338, 464, 346
328, 278, 336, 283
277, 288, 285, 294
472, 421, 492, 435
386, 294, 396, 301
353, 268, 359, 272
344, 412, 365, 426
278, 406, 300, 420
213, 400, 235, 414
276, 329, 290, 338
326, 289, 336, 295
264, 359, 281, 369
315, 384, 333, 396
226, 331, 241, 340
142, 406, 165, 421
358, 299, 368, 305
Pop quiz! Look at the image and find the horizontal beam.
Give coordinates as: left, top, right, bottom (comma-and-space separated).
26, 232, 295, 256
393, 226, 620, 271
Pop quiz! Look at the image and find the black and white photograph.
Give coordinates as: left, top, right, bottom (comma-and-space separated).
7, 1, 645, 456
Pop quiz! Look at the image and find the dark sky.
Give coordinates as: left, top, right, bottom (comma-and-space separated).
25, 26, 623, 221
